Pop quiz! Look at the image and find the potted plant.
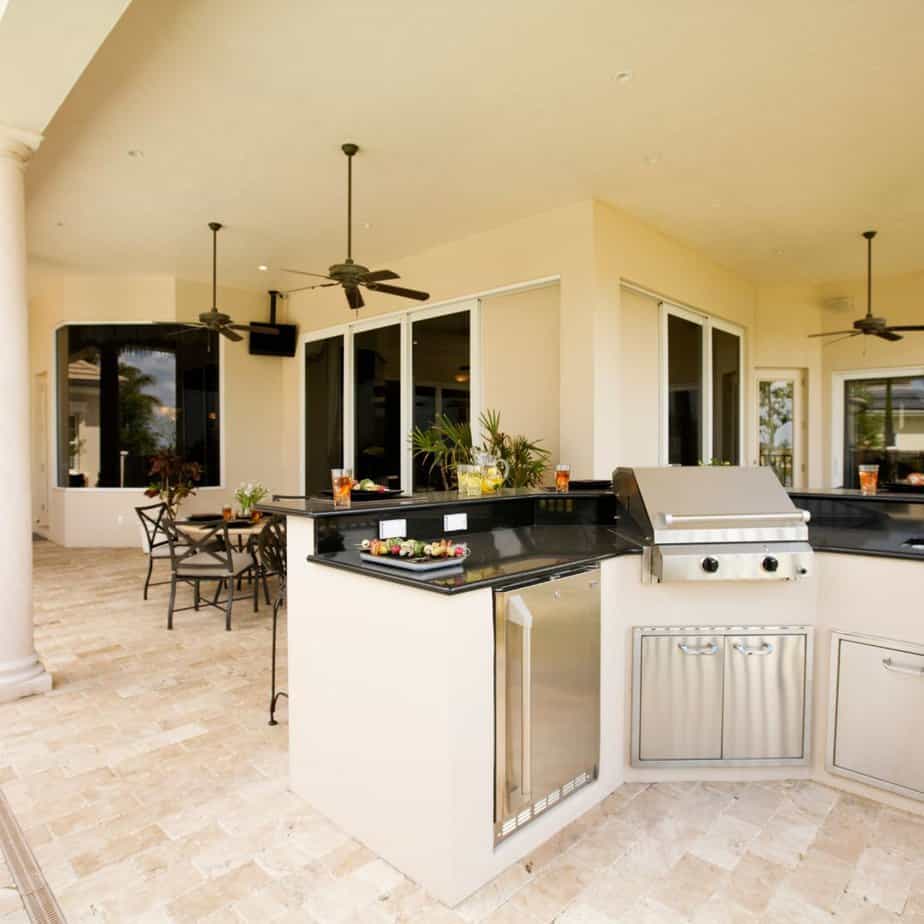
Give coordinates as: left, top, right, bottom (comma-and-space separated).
144, 448, 202, 517
411, 409, 551, 490
235, 482, 268, 520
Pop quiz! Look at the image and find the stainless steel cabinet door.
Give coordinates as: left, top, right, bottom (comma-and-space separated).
639, 634, 724, 760
723, 634, 806, 760
834, 639, 924, 797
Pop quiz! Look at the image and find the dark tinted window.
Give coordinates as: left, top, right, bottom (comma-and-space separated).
354, 325, 401, 488
667, 314, 702, 465
304, 336, 344, 495
56, 324, 219, 488
412, 312, 471, 489
711, 327, 740, 464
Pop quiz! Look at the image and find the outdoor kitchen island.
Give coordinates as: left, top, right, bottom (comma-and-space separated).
259, 472, 924, 907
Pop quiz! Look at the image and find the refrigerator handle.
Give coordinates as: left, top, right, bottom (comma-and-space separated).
508, 594, 533, 801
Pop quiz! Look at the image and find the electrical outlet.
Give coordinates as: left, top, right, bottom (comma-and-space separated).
443, 513, 468, 532
379, 519, 407, 540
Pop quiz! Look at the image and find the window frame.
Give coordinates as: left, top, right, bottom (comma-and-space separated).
658, 302, 745, 466
299, 298, 481, 495
831, 365, 924, 487
51, 321, 227, 492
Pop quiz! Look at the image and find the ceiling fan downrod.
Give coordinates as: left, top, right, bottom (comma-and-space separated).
342, 143, 358, 264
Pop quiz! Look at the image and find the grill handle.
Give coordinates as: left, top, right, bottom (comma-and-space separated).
662, 511, 810, 525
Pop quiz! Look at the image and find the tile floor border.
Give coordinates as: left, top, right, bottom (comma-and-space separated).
0, 790, 66, 924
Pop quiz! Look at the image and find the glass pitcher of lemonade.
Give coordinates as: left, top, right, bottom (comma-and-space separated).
475, 453, 509, 494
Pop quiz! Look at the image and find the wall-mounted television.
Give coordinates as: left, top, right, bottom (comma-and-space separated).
249, 323, 297, 357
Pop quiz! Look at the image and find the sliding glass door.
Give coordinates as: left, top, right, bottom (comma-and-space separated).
304, 335, 344, 495
353, 324, 402, 488
303, 301, 478, 495
661, 304, 743, 466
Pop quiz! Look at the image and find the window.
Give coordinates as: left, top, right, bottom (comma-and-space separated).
354, 324, 402, 488
412, 311, 471, 489
759, 379, 795, 487
56, 324, 220, 488
304, 335, 344, 495
842, 373, 924, 489
661, 304, 743, 465
302, 301, 477, 494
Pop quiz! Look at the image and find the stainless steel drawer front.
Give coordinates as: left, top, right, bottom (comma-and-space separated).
832, 637, 924, 799
723, 634, 806, 760
638, 635, 724, 761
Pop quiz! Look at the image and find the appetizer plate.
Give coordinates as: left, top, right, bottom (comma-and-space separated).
360, 553, 465, 572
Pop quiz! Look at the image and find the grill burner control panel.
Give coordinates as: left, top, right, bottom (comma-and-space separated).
651, 542, 813, 583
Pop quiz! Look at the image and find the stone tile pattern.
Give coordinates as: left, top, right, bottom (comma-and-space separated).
0, 542, 923, 921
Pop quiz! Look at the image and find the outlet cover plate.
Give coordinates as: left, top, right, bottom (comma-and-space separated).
443, 513, 468, 532
379, 519, 407, 540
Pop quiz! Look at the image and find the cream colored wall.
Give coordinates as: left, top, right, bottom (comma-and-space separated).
618, 288, 660, 466
481, 284, 560, 470
753, 285, 825, 487
28, 267, 294, 546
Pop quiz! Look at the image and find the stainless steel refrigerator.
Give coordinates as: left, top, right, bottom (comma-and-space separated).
494, 566, 601, 843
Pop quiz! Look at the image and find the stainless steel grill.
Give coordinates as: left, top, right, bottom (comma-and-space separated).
613, 466, 813, 583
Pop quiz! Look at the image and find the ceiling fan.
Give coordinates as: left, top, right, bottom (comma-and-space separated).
809, 230, 923, 344
282, 143, 430, 312
160, 222, 278, 342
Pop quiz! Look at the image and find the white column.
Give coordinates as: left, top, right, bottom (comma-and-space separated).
0, 123, 52, 703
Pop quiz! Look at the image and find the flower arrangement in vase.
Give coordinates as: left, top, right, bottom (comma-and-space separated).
234, 482, 268, 520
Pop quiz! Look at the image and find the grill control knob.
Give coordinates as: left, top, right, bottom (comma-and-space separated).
762, 556, 779, 573
701, 556, 720, 574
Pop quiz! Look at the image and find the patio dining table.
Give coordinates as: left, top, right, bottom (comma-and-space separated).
176, 516, 268, 552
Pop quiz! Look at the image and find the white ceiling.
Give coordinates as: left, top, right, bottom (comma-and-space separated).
24, 0, 924, 291
0, 0, 131, 133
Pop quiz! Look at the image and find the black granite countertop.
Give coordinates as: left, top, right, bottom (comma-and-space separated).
258, 487, 613, 519
790, 488, 924, 503
306, 525, 641, 594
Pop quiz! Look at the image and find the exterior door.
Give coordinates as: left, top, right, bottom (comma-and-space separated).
754, 369, 805, 489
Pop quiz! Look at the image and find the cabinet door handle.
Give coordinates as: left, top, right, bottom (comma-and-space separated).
882, 657, 924, 677
733, 642, 775, 656
678, 642, 719, 656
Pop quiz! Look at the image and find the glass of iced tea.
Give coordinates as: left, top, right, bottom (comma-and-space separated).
858, 464, 879, 496
555, 464, 571, 493
222, 505, 233, 522
331, 468, 353, 508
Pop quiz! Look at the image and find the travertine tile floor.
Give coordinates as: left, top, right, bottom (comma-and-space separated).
2, 541, 924, 922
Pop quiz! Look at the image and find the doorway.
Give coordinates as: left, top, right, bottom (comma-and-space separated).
753, 368, 806, 489
32, 372, 49, 530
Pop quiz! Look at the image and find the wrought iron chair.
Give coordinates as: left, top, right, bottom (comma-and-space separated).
162, 516, 261, 630
135, 502, 173, 600
257, 515, 287, 725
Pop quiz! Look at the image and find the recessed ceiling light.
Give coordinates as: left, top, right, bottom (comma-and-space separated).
258, 265, 269, 272
127, 149, 144, 158
711, 199, 721, 209
56, 220, 64, 227
644, 153, 662, 166
773, 248, 785, 256
614, 70, 633, 83
362, 223, 371, 231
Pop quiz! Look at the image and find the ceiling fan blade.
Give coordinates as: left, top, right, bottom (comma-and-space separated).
361, 269, 400, 283
345, 286, 364, 311
281, 268, 334, 281
283, 282, 339, 295
823, 332, 861, 347
228, 323, 279, 335
876, 330, 904, 342
154, 320, 206, 327
218, 327, 243, 342
364, 282, 430, 301
808, 330, 857, 338
881, 326, 924, 333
